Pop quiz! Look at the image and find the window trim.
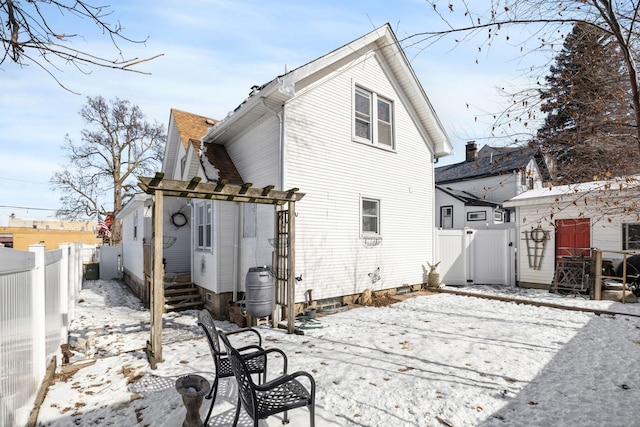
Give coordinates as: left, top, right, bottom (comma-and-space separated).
353, 82, 395, 149
195, 201, 213, 251
467, 211, 487, 221
361, 197, 381, 237
623, 223, 640, 250
133, 210, 138, 241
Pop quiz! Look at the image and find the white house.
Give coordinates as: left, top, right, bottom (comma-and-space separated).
504, 177, 640, 289
121, 24, 452, 316
435, 142, 549, 229
117, 109, 217, 305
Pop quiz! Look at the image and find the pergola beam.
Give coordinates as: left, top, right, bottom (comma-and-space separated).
139, 174, 303, 205
139, 173, 305, 368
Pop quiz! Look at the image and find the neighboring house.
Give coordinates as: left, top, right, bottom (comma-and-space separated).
0, 216, 99, 250
504, 176, 640, 289
120, 24, 452, 316
435, 141, 550, 229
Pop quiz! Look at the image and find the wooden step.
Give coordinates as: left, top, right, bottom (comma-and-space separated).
161, 274, 205, 312
165, 287, 200, 296
165, 300, 205, 311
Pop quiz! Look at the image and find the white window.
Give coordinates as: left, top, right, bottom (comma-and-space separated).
361, 198, 380, 235
467, 211, 486, 221
196, 201, 213, 250
354, 85, 394, 148
133, 210, 138, 240
623, 223, 640, 250
494, 210, 504, 223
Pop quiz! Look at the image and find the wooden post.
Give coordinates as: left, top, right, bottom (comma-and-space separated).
147, 191, 164, 367
594, 249, 602, 300
287, 202, 296, 334
622, 253, 628, 304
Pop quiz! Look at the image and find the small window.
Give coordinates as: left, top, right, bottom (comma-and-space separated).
361, 198, 380, 235
133, 210, 138, 240
623, 223, 640, 250
494, 210, 504, 223
196, 201, 213, 250
467, 211, 486, 221
354, 85, 394, 148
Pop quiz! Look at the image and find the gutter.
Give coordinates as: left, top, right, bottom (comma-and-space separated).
203, 77, 285, 142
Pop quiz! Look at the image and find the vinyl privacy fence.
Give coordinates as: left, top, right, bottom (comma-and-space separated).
0, 243, 85, 427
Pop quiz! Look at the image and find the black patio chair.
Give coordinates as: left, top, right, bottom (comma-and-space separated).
219, 330, 316, 427
197, 309, 270, 425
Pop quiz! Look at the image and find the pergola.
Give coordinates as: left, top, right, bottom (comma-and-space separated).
137, 173, 305, 368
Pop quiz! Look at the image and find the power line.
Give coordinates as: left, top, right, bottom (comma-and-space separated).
0, 176, 49, 185
0, 205, 58, 212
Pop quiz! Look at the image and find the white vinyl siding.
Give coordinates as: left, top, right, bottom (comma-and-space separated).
512, 197, 635, 288
224, 117, 280, 273
283, 52, 436, 301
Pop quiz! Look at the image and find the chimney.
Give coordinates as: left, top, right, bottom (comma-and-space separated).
465, 141, 478, 162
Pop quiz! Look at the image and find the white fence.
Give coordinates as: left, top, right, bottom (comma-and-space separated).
0, 243, 85, 427
436, 227, 517, 286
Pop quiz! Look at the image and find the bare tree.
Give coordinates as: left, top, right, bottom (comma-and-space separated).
1, 1, 162, 91
51, 96, 165, 243
415, 1, 640, 155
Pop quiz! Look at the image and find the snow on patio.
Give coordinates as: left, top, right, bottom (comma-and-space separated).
34, 280, 640, 427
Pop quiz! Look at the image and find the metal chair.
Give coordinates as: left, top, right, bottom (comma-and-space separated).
197, 309, 269, 425
220, 330, 316, 427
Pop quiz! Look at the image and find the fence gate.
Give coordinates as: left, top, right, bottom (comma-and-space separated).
436, 227, 516, 286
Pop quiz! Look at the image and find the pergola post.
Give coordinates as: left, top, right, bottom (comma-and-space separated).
287, 201, 296, 333
147, 191, 164, 368
137, 174, 305, 368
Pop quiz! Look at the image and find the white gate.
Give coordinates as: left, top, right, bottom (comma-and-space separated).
436, 227, 516, 286
98, 244, 123, 280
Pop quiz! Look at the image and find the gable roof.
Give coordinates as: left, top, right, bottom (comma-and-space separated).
171, 109, 217, 152
436, 185, 500, 207
436, 145, 539, 184
202, 24, 452, 158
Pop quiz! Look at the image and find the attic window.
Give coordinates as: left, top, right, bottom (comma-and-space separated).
354, 85, 394, 149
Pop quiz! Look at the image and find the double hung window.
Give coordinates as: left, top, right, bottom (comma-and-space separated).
361, 198, 380, 236
354, 86, 394, 148
196, 201, 213, 250
623, 223, 640, 250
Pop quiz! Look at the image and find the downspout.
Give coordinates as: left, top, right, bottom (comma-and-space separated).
260, 98, 285, 189
233, 202, 241, 302
432, 153, 438, 265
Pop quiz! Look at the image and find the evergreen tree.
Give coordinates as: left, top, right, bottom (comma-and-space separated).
535, 22, 639, 183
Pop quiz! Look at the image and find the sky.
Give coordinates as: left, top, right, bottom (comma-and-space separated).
0, 0, 546, 224
31, 279, 640, 427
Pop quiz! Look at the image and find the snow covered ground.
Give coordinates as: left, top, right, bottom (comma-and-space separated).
34, 280, 640, 427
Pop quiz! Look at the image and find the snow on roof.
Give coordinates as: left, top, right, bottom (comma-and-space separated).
504, 175, 640, 207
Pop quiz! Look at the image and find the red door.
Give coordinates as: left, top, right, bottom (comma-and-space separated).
555, 218, 591, 262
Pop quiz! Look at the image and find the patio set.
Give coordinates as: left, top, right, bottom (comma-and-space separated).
174, 309, 316, 427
